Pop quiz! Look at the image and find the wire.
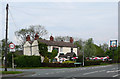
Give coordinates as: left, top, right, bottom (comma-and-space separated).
8, 8, 19, 29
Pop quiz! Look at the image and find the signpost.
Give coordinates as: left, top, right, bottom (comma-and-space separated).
110, 40, 117, 63
9, 43, 15, 70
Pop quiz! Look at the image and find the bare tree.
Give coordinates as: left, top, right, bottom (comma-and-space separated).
15, 25, 48, 45
54, 36, 71, 42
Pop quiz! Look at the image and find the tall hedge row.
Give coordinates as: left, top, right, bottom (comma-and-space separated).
15, 55, 41, 67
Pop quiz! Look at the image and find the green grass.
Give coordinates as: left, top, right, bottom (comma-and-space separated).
0, 71, 23, 74
16, 67, 79, 69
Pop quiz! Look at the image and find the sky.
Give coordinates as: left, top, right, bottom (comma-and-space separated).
0, 0, 118, 46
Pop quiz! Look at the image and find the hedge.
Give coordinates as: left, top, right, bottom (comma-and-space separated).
41, 63, 76, 67
15, 55, 41, 67
84, 60, 112, 66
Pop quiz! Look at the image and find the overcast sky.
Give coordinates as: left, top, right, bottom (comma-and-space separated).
1, 0, 118, 46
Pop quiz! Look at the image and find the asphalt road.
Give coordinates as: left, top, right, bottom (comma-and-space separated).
22, 64, 119, 77
1, 64, 120, 79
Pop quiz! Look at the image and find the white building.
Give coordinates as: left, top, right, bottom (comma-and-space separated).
23, 34, 78, 62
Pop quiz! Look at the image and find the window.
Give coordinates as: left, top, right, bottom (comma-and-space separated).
48, 46, 51, 52
60, 47, 63, 52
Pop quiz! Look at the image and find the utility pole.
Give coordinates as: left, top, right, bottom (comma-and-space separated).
4, 4, 9, 71
83, 46, 84, 67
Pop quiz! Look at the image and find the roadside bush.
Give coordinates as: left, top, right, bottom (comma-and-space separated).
43, 56, 49, 63
15, 55, 41, 67
85, 60, 103, 66
62, 61, 75, 63
7, 53, 17, 67
41, 63, 75, 67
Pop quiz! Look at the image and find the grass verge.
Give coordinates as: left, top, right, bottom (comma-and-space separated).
16, 67, 80, 69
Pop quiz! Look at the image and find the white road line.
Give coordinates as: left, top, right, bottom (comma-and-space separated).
113, 74, 120, 77
31, 74, 37, 76
99, 70, 106, 72
83, 71, 98, 75
107, 70, 120, 73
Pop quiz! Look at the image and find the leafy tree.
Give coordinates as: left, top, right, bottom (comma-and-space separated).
100, 43, 109, 52
15, 25, 48, 45
84, 38, 96, 57
0, 39, 11, 65
74, 39, 83, 50
94, 44, 106, 57
47, 50, 58, 62
38, 42, 48, 57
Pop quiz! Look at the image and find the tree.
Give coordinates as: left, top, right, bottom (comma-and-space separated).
47, 50, 58, 62
94, 44, 105, 57
38, 42, 48, 57
100, 43, 109, 52
0, 39, 11, 66
84, 38, 96, 57
15, 25, 48, 45
74, 39, 83, 52
54, 36, 71, 42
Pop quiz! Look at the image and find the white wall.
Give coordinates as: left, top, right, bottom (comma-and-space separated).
23, 41, 31, 56
73, 48, 77, 56
32, 40, 39, 56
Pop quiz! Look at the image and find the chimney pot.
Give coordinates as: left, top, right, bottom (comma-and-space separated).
70, 37, 73, 43
26, 35, 30, 41
35, 33, 39, 40
50, 36, 54, 41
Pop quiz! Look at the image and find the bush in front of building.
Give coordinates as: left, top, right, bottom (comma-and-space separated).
62, 61, 75, 63
15, 55, 41, 67
43, 56, 49, 63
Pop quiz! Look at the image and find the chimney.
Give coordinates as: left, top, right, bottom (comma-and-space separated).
26, 35, 30, 41
50, 36, 54, 41
70, 37, 73, 43
35, 33, 39, 40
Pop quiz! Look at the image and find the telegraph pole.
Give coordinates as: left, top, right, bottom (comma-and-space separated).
4, 4, 9, 71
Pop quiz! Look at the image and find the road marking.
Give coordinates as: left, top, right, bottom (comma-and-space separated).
83, 71, 98, 75
99, 70, 106, 72
31, 74, 37, 76
38, 74, 41, 75
107, 70, 120, 73
113, 74, 120, 77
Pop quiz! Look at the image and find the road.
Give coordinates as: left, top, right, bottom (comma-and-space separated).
21, 64, 119, 77
1, 64, 120, 79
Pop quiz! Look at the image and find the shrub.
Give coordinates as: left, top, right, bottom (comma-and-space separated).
41, 63, 75, 67
85, 60, 103, 66
15, 55, 41, 67
7, 53, 17, 67
62, 61, 75, 63
43, 56, 49, 63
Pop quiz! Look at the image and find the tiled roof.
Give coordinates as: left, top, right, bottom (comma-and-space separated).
37, 39, 77, 48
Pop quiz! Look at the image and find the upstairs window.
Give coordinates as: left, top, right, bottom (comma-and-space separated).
60, 47, 63, 52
